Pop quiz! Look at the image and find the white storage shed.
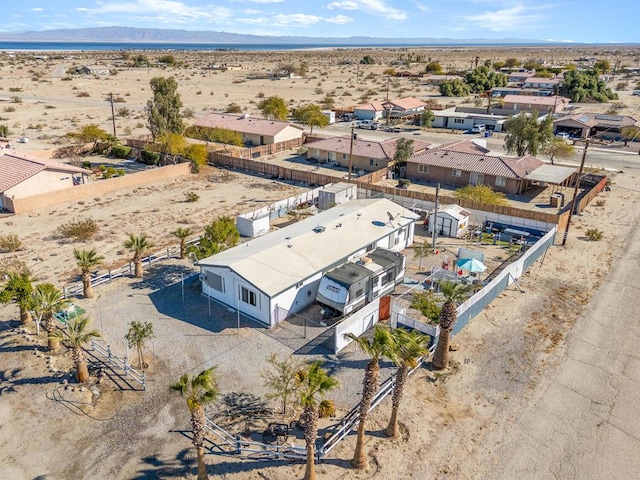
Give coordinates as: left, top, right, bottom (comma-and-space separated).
429, 204, 470, 238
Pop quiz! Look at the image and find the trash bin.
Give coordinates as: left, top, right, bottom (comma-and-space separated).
484, 131, 490, 137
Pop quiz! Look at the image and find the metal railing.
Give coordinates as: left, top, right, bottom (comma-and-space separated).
89, 339, 146, 390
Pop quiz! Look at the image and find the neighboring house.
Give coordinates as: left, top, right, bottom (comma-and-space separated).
405, 140, 545, 195
306, 136, 431, 171
422, 74, 462, 85
353, 101, 386, 121
507, 71, 535, 84
432, 108, 509, 132
197, 198, 419, 327
522, 77, 562, 90
553, 113, 640, 140
502, 94, 570, 114
383, 97, 427, 119
191, 113, 304, 146
77, 65, 111, 75
0, 153, 91, 212
491, 87, 553, 98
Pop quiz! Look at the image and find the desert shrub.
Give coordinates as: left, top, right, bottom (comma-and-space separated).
182, 107, 195, 118
116, 107, 130, 117
61, 76, 72, 81
585, 228, 604, 241
0, 234, 22, 252
8, 87, 22, 92
56, 217, 99, 241
453, 184, 509, 206
398, 179, 411, 188
10, 96, 22, 104
184, 191, 199, 202
82, 160, 91, 169
111, 144, 131, 159
595, 199, 606, 207
140, 150, 160, 165
76, 91, 90, 97
225, 102, 242, 113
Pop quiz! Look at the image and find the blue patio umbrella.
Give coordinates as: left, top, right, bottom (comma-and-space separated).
456, 257, 487, 273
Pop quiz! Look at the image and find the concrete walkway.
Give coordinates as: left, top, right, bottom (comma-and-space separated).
490, 210, 640, 478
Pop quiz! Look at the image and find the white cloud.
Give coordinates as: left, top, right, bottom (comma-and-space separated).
463, 4, 544, 31
326, 0, 406, 20
327, 1, 359, 10
410, 1, 430, 12
29, 8, 45, 12
272, 13, 323, 26
326, 15, 354, 24
78, 0, 233, 23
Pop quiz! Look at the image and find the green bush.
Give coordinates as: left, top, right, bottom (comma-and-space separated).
140, 150, 160, 165
111, 144, 131, 159
0, 234, 22, 252
585, 228, 604, 241
411, 291, 441, 324
81, 160, 91, 169
184, 191, 199, 202
56, 217, 99, 241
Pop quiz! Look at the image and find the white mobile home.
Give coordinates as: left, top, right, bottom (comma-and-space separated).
197, 199, 419, 327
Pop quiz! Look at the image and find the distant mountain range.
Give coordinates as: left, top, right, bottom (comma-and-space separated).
0, 26, 555, 45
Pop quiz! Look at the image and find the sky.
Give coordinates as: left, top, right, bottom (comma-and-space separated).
2, 0, 638, 43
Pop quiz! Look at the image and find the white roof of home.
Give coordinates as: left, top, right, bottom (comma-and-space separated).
198, 198, 419, 297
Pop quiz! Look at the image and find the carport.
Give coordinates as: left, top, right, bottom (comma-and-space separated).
524, 165, 577, 207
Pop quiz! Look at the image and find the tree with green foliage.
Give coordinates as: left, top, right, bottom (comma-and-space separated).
504, 58, 522, 69
171, 227, 193, 259
593, 59, 611, 73
131, 54, 148, 67
559, 69, 617, 103
31, 283, 68, 351
542, 137, 576, 165
125, 321, 155, 370
0, 271, 35, 324
261, 353, 304, 415
420, 109, 435, 128
123, 234, 154, 278
293, 104, 329, 134
464, 65, 508, 94
393, 138, 414, 165
385, 328, 430, 438
439, 79, 471, 97
73, 248, 104, 299
295, 361, 339, 480
492, 61, 506, 71
620, 126, 640, 147
224, 103, 242, 113
70, 124, 108, 148
171, 368, 220, 480
146, 76, 184, 140
360, 55, 376, 65
184, 143, 209, 172
411, 289, 442, 322
51, 316, 101, 382
258, 96, 288, 121
453, 185, 509, 206
432, 281, 473, 370
346, 325, 396, 469
188, 216, 239, 260
424, 61, 443, 73
504, 112, 553, 156
184, 126, 243, 146
0, 124, 9, 137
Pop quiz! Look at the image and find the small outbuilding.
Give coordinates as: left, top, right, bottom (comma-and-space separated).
429, 204, 470, 238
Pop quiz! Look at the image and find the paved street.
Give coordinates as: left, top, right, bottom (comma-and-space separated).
488, 203, 640, 479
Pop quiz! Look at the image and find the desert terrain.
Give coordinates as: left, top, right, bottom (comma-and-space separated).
1, 46, 640, 479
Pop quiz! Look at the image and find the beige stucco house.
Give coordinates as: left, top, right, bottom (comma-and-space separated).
306, 135, 431, 172
0, 153, 91, 213
191, 113, 304, 146
502, 94, 570, 114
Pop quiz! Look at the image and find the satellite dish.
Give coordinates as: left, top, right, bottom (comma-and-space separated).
386, 211, 398, 228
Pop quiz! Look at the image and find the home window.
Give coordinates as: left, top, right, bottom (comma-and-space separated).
313, 149, 319, 156
452, 169, 462, 177
453, 118, 465, 124
495, 176, 507, 187
418, 164, 429, 173
369, 159, 377, 166
366, 243, 375, 252
206, 272, 224, 292
241, 286, 257, 307
343, 153, 347, 160
355, 289, 363, 298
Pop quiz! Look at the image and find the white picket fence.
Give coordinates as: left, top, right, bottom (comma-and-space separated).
63, 237, 200, 298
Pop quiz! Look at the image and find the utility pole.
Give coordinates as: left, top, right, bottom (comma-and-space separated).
106, 93, 116, 137
562, 139, 589, 246
348, 125, 355, 180
431, 183, 440, 250
386, 74, 390, 102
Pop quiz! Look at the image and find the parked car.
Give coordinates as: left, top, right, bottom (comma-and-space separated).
471, 124, 486, 133
632, 90, 640, 96
326, 160, 340, 167
555, 132, 570, 140
357, 120, 380, 130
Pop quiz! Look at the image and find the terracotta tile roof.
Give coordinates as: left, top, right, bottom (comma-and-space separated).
440, 140, 491, 155
192, 113, 303, 136
354, 101, 385, 112
503, 94, 569, 106
308, 136, 431, 160
408, 146, 543, 179
383, 97, 427, 111
0, 153, 90, 192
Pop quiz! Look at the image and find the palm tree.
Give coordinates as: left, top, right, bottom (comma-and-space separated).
123, 234, 154, 278
170, 368, 220, 480
125, 321, 155, 370
171, 227, 193, 259
385, 328, 430, 438
345, 324, 396, 469
296, 361, 339, 480
432, 280, 472, 370
0, 271, 35, 324
32, 283, 68, 351
51, 316, 101, 382
73, 248, 104, 298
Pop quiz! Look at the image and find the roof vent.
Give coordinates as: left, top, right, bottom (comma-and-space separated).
313, 226, 326, 233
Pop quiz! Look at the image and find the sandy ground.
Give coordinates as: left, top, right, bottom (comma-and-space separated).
1, 46, 640, 479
